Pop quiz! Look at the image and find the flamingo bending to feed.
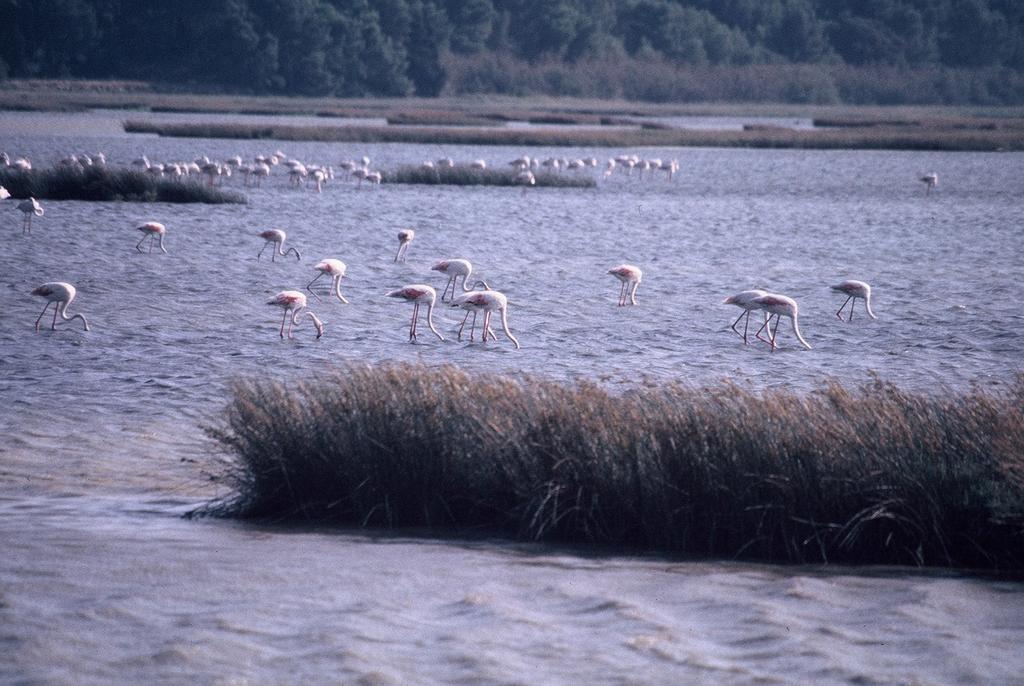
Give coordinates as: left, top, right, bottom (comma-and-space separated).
266, 290, 323, 339
31, 282, 90, 332
394, 229, 414, 262
257, 229, 300, 261
448, 280, 495, 341
723, 289, 769, 343
307, 259, 349, 303
608, 264, 642, 306
753, 293, 811, 352
450, 287, 519, 349
135, 221, 167, 253
920, 173, 938, 194
431, 258, 474, 301
385, 284, 444, 342
830, 280, 876, 321
18, 197, 43, 233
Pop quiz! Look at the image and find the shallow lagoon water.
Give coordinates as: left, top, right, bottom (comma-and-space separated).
1, 110, 1023, 684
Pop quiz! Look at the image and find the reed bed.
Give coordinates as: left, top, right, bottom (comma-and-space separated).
385, 165, 595, 188
198, 364, 1024, 571
122, 119, 1024, 151
0, 166, 246, 203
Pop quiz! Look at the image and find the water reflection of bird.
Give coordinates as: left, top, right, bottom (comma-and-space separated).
307, 259, 348, 303
608, 264, 642, 306
754, 293, 811, 351
920, 173, 938, 194
31, 282, 90, 332
257, 229, 300, 261
431, 258, 474, 302
723, 289, 769, 344
395, 229, 414, 262
450, 288, 520, 349
386, 284, 444, 343
18, 197, 43, 233
267, 290, 323, 339
135, 221, 167, 253
830, 280, 876, 321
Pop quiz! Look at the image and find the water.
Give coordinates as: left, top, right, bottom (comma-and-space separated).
2, 110, 1023, 684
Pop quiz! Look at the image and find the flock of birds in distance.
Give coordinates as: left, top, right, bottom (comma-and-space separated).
2, 149, 941, 352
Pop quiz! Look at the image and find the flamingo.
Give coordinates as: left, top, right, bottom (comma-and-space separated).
257, 229, 300, 261
135, 221, 167, 253
31, 282, 90, 332
17, 197, 43, 233
515, 170, 535, 195
753, 293, 811, 352
723, 289, 770, 343
266, 290, 324, 339
307, 259, 349, 303
449, 288, 520, 349
830, 280, 876, 321
0, 186, 9, 199
395, 229, 414, 262
608, 264, 642, 306
431, 258, 474, 302
920, 173, 938, 194
448, 281, 496, 342
385, 284, 444, 343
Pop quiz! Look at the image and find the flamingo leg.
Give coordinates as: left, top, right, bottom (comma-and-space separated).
257, 241, 270, 261
410, 302, 419, 341
755, 314, 776, 349
618, 281, 627, 306
729, 310, 747, 339
136, 234, 148, 252
836, 296, 852, 321
279, 308, 289, 338
149, 234, 155, 253
849, 297, 856, 322
34, 302, 52, 331
458, 310, 471, 340
306, 272, 325, 301
52, 303, 60, 330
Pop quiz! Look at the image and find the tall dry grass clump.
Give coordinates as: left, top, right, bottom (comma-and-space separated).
386, 165, 595, 188
0, 166, 245, 203
200, 365, 1024, 570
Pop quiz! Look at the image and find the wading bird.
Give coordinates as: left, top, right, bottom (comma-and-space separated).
266, 290, 323, 339
307, 259, 348, 303
431, 258, 474, 302
385, 284, 444, 343
753, 293, 811, 352
608, 264, 642, 306
450, 288, 520, 349
135, 221, 167, 253
723, 289, 769, 344
0, 186, 9, 199
830, 280, 876, 321
920, 173, 938, 194
17, 197, 43, 233
394, 229, 414, 262
257, 229, 300, 261
31, 282, 90, 332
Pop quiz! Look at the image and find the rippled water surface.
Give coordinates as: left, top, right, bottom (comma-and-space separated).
1, 110, 1023, 684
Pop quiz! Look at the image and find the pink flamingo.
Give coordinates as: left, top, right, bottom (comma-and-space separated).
307, 259, 349, 303
266, 290, 323, 339
31, 282, 90, 332
753, 293, 811, 352
608, 264, 642, 306
723, 289, 769, 343
135, 221, 167, 253
257, 229, 300, 261
830, 280, 876, 321
18, 197, 43, 234
395, 229, 414, 262
385, 284, 444, 342
431, 258, 474, 301
450, 288, 519, 349
448, 280, 495, 342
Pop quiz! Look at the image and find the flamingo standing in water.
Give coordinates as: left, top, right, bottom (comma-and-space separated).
450, 288, 520, 349
135, 221, 167, 253
17, 197, 43, 233
0, 186, 9, 199
257, 229, 300, 261
266, 290, 324, 339
920, 173, 938, 194
830, 280, 876, 321
394, 229, 414, 262
431, 258, 474, 301
448, 280, 495, 341
307, 259, 349, 303
31, 282, 90, 332
385, 284, 444, 342
753, 293, 811, 352
723, 289, 769, 343
608, 264, 642, 306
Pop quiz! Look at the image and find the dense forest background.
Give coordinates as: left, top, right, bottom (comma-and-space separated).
2, 0, 1023, 104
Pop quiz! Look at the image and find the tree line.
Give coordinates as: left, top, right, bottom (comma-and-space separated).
1, 0, 1022, 103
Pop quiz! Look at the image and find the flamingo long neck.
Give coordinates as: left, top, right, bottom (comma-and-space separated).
863, 295, 877, 319
791, 314, 811, 350
425, 302, 444, 341
59, 299, 90, 331
292, 307, 324, 338
499, 307, 520, 349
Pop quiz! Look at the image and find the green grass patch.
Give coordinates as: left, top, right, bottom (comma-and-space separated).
197, 364, 1024, 571
0, 166, 246, 203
